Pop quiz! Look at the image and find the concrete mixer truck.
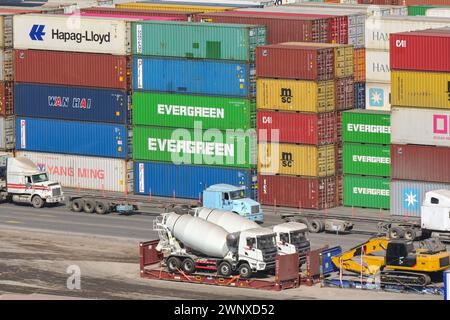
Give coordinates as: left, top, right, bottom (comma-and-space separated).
153, 212, 278, 278
191, 207, 311, 264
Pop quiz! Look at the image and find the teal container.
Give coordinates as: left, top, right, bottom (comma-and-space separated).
131, 21, 267, 61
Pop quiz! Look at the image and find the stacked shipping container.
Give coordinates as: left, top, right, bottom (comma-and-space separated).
390, 28, 450, 216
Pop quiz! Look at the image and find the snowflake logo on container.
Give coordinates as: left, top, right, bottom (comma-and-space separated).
403, 189, 420, 212
369, 88, 384, 107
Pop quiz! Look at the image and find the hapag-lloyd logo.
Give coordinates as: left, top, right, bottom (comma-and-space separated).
433, 114, 450, 140
29, 24, 111, 44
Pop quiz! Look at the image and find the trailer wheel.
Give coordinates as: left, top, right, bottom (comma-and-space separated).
95, 201, 108, 215
181, 258, 195, 274
71, 199, 84, 212
83, 199, 96, 214
31, 195, 44, 208
404, 228, 417, 241
238, 263, 251, 279
389, 227, 404, 239
309, 219, 322, 233
218, 261, 232, 277
167, 256, 181, 273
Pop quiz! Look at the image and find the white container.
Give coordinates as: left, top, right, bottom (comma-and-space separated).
365, 16, 450, 50
13, 14, 131, 55
391, 107, 450, 148
0, 116, 14, 150
366, 49, 390, 82
365, 82, 391, 111
0, 49, 12, 81
15, 151, 133, 193
426, 8, 450, 18
294, 2, 408, 17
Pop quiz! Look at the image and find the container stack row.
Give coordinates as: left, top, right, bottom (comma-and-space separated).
389, 27, 450, 217
130, 21, 266, 200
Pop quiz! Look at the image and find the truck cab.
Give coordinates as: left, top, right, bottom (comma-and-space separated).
273, 222, 310, 263
421, 190, 450, 241
202, 184, 263, 223
1, 157, 64, 208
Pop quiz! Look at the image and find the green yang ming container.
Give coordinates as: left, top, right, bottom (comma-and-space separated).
132, 21, 266, 61
343, 143, 391, 177
342, 110, 390, 145
133, 126, 256, 168
132, 92, 256, 130
343, 175, 390, 209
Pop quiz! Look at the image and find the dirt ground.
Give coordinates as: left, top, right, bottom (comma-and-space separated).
0, 228, 442, 300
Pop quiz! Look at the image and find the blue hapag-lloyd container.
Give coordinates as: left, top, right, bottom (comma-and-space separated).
16, 117, 131, 159
132, 56, 255, 97
134, 161, 258, 200
14, 83, 130, 124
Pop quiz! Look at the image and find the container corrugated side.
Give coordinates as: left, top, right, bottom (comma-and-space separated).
14, 83, 130, 124
353, 48, 365, 82
16, 117, 130, 159
13, 14, 131, 55
135, 161, 257, 200
335, 76, 354, 111
116, 3, 236, 12
342, 109, 391, 144
14, 50, 130, 90
132, 21, 266, 61
0, 49, 13, 81
81, 7, 196, 20
0, 81, 13, 116
366, 49, 390, 82
133, 56, 254, 98
343, 143, 391, 177
0, 115, 14, 150
391, 71, 450, 109
426, 8, 450, 17
17, 151, 133, 193
258, 143, 335, 177
0, 15, 12, 49
343, 175, 390, 209
133, 91, 255, 130
258, 174, 337, 209
256, 78, 335, 113
133, 126, 256, 169
354, 81, 366, 109
391, 179, 450, 217
366, 81, 391, 111
407, 5, 437, 16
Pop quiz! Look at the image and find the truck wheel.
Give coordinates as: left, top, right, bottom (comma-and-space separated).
309, 220, 322, 233
71, 199, 84, 212
83, 199, 96, 214
404, 228, 417, 241
389, 227, 404, 239
95, 201, 108, 215
218, 261, 232, 277
167, 256, 181, 273
31, 195, 44, 208
181, 258, 195, 274
238, 263, 251, 279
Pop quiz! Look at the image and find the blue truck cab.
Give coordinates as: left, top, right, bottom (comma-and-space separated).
202, 184, 263, 223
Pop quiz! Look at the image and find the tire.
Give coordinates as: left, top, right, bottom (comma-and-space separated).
309, 219, 322, 233
31, 195, 44, 208
238, 263, 251, 279
71, 199, 84, 212
218, 261, 232, 277
83, 199, 96, 214
389, 227, 405, 239
181, 258, 195, 275
317, 220, 325, 232
166, 256, 181, 273
95, 201, 108, 215
404, 228, 417, 241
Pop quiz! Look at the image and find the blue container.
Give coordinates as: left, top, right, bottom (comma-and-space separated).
16, 117, 130, 159
320, 246, 342, 275
134, 161, 257, 200
14, 83, 130, 124
354, 82, 366, 109
133, 56, 255, 97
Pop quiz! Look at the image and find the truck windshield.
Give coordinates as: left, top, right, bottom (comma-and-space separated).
32, 173, 49, 183
290, 231, 306, 245
229, 190, 245, 200
257, 235, 276, 250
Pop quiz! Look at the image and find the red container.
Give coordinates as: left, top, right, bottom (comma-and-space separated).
391, 29, 450, 73
335, 174, 343, 206
391, 144, 450, 184
258, 174, 337, 209
194, 12, 329, 44
14, 50, 131, 90
256, 44, 334, 81
0, 81, 13, 116
257, 111, 337, 145
80, 7, 195, 21
335, 77, 354, 111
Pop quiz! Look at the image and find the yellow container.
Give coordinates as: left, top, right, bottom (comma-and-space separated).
258, 143, 335, 177
281, 42, 354, 78
392, 71, 450, 110
256, 78, 335, 113
116, 2, 235, 12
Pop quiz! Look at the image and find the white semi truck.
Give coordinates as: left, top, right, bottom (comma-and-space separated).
0, 156, 64, 208
153, 212, 278, 278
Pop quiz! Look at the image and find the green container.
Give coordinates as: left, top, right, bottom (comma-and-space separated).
342, 110, 390, 145
343, 175, 390, 209
132, 92, 255, 130
408, 5, 440, 15
131, 21, 267, 61
133, 125, 256, 168
343, 143, 390, 177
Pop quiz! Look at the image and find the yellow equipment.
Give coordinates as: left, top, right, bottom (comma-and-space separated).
331, 237, 450, 286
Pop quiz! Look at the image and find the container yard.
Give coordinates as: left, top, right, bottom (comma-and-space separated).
0, 0, 450, 306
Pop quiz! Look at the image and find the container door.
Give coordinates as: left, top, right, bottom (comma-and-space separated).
5, 116, 14, 150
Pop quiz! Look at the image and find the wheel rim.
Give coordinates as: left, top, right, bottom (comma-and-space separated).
391, 230, 398, 239
405, 231, 414, 240
184, 261, 194, 272
240, 266, 249, 277
221, 265, 230, 275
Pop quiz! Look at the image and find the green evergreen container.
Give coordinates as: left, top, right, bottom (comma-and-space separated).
131, 21, 267, 61
343, 175, 390, 209
132, 92, 255, 130
133, 126, 256, 168
342, 110, 390, 145
407, 5, 439, 15
343, 143, 391, 177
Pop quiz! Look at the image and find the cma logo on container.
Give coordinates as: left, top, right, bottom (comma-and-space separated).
48, 96, 92, 109
433, 114, 450, 138
395, 40, 407, 48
